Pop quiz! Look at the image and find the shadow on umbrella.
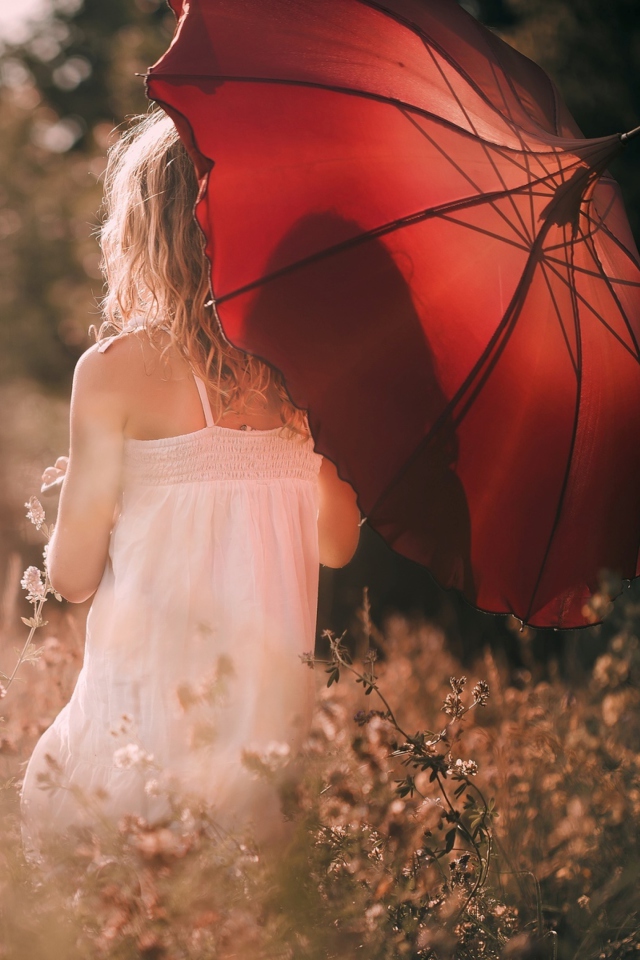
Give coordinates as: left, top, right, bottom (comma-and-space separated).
240, 211, 475, 598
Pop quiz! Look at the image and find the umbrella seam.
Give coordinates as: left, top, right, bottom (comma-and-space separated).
352, 0, 553, 139
147, 72, 613, 157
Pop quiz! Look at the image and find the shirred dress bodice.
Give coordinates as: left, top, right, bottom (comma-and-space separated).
123, 425, 320, 486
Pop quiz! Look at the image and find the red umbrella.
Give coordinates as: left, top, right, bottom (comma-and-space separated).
146, 0, 640, 628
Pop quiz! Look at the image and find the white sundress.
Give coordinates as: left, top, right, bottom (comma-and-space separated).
21, 340, 322, 851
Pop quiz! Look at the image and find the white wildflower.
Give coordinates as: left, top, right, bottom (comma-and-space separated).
25, 497, 45, 530
21, 566, 46, 602
472, 680, 490, 705
113, 743, 155, 770
144, 778, 161, 797
453, 758, 478, 777
242, 740, 291, 776
0, 683, 6, 700
262, 740, 290, 768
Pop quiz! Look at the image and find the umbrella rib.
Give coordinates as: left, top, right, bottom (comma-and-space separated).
215, 155, 593, 306
543, 259, 640, 362
490, 137, 557, 180
544, 254, 640, 287
489, 35, 558, 138
544, 232, 597, 252
524, 228, 583, 624
583, 213, 640, 271
486, 143, 530, 174
422, 43, 532, 244
539, 261, 578, 376
522, 135, 538, 239
485, 58, 537, 242
367, 236, 550, 523
543, 194, 615, 253
399, 107, 530, 246
420, 39, 481, 138
587, 191, 617, 232
580, 228, 640, 359
353, 0, 528, 138
439, 214, 529, 251
493, 65, 548, 240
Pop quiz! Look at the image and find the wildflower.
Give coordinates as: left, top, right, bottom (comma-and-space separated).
144, 779, 161, 797
133, 826, 189, 860
300, 650, 315, 668
113, 743, 155, 770
450, 676, 467, 694
0, 683, 6, 700
261, 740, 291, 769
452, 758, 478, 777
20, 566, 46, 602
25, 496, 45, 530
450, 853, 474, 887
472, 680, 490, 705
443, 693, 464, 719
242, 740, 291, 775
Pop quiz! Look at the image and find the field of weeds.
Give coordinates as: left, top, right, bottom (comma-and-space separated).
0, 389, 639, 960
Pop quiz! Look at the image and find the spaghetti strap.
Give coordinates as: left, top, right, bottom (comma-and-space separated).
192, 373, 215, 428
97, 332, 127, 353
98, 329, 215, 428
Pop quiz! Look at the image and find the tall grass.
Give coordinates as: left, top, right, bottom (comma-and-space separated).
1, 569, 639, 957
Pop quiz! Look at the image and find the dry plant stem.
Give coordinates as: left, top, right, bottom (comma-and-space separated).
315, 630, 497, 936
3, 584, 49, 691
326, 639, 493, 840
2, 500, 59, 699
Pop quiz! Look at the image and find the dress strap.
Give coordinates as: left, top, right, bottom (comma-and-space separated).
192, 373, 215, 428
98, 331, 215, 428
97, 332, 128, 353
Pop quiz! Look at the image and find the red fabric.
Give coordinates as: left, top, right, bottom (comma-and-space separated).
147, 0, 640, 627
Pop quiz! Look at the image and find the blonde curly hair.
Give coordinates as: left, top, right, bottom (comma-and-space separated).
98, 109, 308, 434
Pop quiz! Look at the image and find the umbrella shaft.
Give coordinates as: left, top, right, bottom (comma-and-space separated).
620, 124, 640, 143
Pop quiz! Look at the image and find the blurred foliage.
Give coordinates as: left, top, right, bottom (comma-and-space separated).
0, 0, 173, 387
3, 581, 640, 957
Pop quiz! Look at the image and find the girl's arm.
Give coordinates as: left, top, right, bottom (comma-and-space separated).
317, 457, 361, 568
47, 347, 126, 603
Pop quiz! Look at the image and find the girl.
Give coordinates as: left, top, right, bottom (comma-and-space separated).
20, 110, 360, 852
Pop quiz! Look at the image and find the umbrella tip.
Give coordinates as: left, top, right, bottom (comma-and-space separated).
620, 124, 640, 143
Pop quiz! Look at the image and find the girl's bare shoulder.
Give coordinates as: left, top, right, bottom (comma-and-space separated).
73, 329, 187, 397
72, 329, 203, 441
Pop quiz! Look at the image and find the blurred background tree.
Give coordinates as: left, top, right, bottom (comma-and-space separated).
0, 0, 172, 385
0, 0, 638, 661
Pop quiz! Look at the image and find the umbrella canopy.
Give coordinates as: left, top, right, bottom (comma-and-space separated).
147, 0, 640, 628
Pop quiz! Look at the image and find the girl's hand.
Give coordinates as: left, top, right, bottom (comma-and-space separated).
41, 456, 69, 497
